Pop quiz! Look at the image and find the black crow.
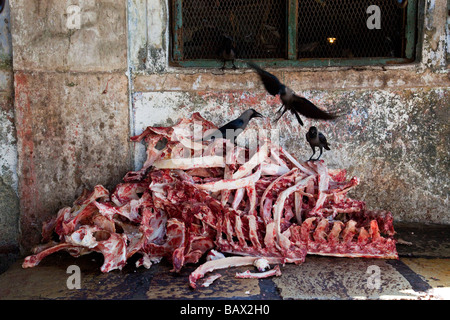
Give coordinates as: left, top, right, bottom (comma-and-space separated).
247, 61, 338, 126
306, 126, 330, 161
217, 36, 237, 70
202, 109, 263, 144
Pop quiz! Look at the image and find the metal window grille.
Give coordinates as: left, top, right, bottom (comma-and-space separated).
171, 0, 416, 66
298, 0, 407, 59
175, 0, 287, 60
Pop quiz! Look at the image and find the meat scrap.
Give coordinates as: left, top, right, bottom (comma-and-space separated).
22, 112, 398, 287
201, 273, 222, 287
235, 265, 282, 279
189, 256, 286, 289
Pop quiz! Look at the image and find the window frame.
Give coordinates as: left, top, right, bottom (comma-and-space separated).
170, 0, 417, 68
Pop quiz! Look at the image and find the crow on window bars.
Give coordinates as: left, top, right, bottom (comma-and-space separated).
217, 35, 238, 70
247, 61, 339, 126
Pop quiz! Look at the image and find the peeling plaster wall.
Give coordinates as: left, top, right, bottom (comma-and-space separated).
10, 0, 132, 252
422, 0, 448, 69
0, 1, 19, 270
128, 0, 449, 224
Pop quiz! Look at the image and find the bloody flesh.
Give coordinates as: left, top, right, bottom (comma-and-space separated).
23, 113, 398, 287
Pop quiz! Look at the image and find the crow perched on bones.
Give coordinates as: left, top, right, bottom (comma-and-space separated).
306, 126, 330, 161
201, 109, 263, 144
247, 61, 338, 126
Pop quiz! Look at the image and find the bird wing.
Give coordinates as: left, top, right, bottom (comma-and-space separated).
219, 118, 244, 132
203, 118, 244, 140
292, 109, 304, 126
318, 132, 328, 144
247, 61, 282, 96
305, 131, 311, 143
290, 95, 337, 120
319, 132, 330, 149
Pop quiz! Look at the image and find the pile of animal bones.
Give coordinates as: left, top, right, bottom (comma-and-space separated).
22, 112, 398, 289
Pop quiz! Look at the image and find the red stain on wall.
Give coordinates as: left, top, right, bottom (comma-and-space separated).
236, 92, 260, 106
14, 72, 42, 248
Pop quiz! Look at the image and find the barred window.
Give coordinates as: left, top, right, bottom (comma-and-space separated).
170, 0, 417, 67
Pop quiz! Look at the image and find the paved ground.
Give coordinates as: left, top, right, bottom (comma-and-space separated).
0, 222, 448, 300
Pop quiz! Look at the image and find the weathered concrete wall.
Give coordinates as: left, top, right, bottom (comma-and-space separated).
0, 1, 20, 270
1, 0, 448, 258
10, 0, 131, 252
128, 0, 449, 224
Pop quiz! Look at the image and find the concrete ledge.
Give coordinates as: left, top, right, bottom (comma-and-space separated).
133, 68, 450, 92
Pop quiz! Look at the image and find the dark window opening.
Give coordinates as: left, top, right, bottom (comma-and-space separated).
181, 0, 287, 60
171, 0, 416, 66
298, 0, 406, 59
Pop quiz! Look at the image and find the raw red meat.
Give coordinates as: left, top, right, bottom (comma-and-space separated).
22, 112, 398, 287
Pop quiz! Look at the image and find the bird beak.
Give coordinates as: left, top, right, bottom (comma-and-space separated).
253, 111, 264, 118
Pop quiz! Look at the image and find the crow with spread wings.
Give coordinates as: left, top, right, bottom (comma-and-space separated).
247, 61, 338, 126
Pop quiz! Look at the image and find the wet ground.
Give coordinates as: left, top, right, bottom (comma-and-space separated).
0, 222, 448, 300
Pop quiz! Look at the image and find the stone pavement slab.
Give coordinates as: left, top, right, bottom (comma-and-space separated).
273, 257, 416, 300
0, 223, 448, 300
401, 258, 450, 299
